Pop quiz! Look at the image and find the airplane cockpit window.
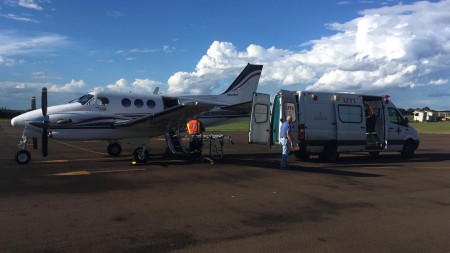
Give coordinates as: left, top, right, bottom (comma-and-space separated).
70, 94, 94, 105
122, 98, 131, 107
134, 99, 144, 108
96, 97, 109, 106
147, 100, 156, 109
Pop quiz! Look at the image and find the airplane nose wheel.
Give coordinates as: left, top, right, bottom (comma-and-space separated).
133, 147, 149, 163
15, 150, 31, 164
107, 142, 122, 156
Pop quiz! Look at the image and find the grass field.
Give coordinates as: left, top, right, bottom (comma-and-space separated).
207, 119, 450, 134
207, 120, 251, 132
2, 118, 449, 134
409, 121, 450, 134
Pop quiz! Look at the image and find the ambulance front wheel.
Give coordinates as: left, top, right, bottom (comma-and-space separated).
401, 140, 415, 159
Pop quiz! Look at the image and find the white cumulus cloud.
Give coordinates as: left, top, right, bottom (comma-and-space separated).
49, 80, 85, 93
101, 78, 165, 94
167, 0, 450, 98
0, 30, 67, 56
18, 0, 44, 10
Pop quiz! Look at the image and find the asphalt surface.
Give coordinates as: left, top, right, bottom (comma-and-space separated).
1, 119, 450, 253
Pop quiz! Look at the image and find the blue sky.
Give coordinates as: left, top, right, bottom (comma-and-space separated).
1, 0, 450, 110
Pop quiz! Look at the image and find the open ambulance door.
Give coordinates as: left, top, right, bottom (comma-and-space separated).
278, 90, 298, 147
333, 94, 366, 151
248, 93, 271, 144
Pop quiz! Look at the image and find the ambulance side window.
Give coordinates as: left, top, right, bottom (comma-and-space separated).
338, 105, 362, 123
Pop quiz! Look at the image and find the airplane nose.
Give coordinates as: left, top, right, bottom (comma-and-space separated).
11, 115, 25, 127
11, 117, 17, 127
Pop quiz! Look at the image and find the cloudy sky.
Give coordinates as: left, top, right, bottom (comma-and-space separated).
1, 0, 449, 110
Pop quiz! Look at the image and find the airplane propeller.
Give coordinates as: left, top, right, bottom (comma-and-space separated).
41, 87, 49, 157
31, 96, 38, 150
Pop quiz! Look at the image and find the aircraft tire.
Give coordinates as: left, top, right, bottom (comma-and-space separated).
133, 147, 149, 163
107, 142, 122, 156
15, 150, 31, 165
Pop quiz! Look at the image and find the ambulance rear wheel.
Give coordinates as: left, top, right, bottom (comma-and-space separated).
369, 151, 380, 157
319, 142, 339, 162
294, 151, 310, 161
107, 142, 122, 156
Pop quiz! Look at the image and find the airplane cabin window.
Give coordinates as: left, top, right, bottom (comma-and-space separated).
134, 99, 144, 108
96, 97, 109, 106
147, 100, 156, 109
122, 98, 131, 107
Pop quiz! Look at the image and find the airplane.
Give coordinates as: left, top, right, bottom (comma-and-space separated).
11, 63, 263, 164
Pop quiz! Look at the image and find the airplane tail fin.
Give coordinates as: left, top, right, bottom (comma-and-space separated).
216, 63, 263, 105
179, 63, 263, 126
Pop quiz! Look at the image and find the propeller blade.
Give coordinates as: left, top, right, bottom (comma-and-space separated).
33, 138, 38, 150
42, 128, 48, 157
31, 96, 36, 110
41, 87, 47, 116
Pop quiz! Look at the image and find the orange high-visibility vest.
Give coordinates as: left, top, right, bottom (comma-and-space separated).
187, 119, 200, 135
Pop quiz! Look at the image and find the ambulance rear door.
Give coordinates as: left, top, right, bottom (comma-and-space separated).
333, 94, 366, 151
278, 90, 299, 147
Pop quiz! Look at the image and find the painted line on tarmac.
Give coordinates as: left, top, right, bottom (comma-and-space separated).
52, 139, 107, 155
50, 168, 147, 176
34, 157, 116, 164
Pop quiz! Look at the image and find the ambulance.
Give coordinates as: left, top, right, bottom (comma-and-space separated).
249, 90, 420, 161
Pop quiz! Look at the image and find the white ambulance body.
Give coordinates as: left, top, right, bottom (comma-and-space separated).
249, 90, 420, 161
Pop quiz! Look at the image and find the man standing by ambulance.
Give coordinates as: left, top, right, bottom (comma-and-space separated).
280, 114, 294, 169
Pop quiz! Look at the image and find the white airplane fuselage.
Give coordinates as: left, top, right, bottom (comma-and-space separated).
12, 92, 242, 141
10, 63, 263, 164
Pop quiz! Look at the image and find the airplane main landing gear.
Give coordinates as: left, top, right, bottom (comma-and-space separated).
107, 142, 122, 156
133, 146, 149, 163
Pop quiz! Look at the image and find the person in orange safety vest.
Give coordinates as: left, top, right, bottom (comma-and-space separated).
187, 118, 204, 135
186, 118, 205, 160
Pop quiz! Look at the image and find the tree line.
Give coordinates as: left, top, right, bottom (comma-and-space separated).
0, 106, 440, 119
0, 108, 25, 119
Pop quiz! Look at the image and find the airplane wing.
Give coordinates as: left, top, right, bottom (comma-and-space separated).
113, 102, 218, 132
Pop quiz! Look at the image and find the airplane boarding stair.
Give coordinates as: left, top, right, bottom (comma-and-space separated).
164, 130, 186, 154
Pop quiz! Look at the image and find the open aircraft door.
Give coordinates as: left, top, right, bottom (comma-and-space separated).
249, 93, 271, 144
